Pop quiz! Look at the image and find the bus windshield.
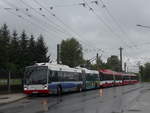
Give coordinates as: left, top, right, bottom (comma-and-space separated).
24, 66, 48, 85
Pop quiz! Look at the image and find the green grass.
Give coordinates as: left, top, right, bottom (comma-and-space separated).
141, 78, 150, 82
0, 79, 7, 85
0, 79, 22, 85
10, 79, 22, 85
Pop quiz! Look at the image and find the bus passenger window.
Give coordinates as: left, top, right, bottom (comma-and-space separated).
51, 71, 58, 82
48, 71, 52, 82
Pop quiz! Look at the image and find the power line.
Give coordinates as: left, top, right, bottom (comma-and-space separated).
2, 0, 71, 38
22, 0, 105, 54
1, 5, 102, 58
1, 0, 127, 58
2, 0, 138, 49
82, 0, 129, 47
98, 0, 137, 48
19, 0, 73, 37
32, 0, 77, 38
0, 6, 69, 55
34, 0, 103, 53
90, 0, 138, 50
2, 0, 126, 51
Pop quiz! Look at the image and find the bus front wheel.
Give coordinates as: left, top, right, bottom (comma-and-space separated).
77, 85, 82, 92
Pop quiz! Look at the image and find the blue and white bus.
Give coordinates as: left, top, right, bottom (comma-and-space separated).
24, 63, 100, 95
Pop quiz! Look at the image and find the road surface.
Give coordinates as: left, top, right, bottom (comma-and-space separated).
0, 83, 148, 113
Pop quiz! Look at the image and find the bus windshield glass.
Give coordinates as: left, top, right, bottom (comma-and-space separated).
24, 66, 48, 85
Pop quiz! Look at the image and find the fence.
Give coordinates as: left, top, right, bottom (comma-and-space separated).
0, 69, 23, 94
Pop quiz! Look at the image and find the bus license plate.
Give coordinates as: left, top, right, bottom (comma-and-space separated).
32, 91, 38, 94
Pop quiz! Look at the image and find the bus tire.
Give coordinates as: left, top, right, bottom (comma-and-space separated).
57, 84, 62, 96
95, 83, 98, 88
77, 85, 82, 92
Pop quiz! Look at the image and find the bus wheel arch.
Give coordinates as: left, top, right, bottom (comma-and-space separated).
56, 84, 63, 95
77, 84, 82, 92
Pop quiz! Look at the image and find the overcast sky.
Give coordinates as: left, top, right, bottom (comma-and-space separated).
0, 0, 150, 72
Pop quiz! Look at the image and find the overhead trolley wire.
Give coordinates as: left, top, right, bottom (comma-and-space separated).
2, 0, 72, 38
2, 0, 110, 56
19, 0, 73, 37
3, 1, 72, 40
1, 9, 69, 52
32, 0, 75, 37
98, 0, 137, 49
33, 0, 103, 54
82, 0, 130, 48
1, 0, 103, 56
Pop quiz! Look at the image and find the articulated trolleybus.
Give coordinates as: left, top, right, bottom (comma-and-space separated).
24, 63, 100, 94
99, 69, 139, 87
24, 63, 138, 95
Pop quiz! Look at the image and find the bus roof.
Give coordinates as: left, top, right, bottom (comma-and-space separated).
35, 63, 82, 73
28, 63, 99, 74
76, 67, 99, 74
99, 69, 137, 76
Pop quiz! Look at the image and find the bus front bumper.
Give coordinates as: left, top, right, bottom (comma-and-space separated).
24, 90, 50, 94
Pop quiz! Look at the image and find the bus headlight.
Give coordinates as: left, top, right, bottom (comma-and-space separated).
43, 85, 48, 90
24, 87, 28, 90
44, 87, 47, 90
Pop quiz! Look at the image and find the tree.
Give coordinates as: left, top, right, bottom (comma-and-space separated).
28, 35, 37, 65
141, 63, 150, 81
60, 38, 83, 67
9, 30, 19, 64
107, 55, 120, 71
0, 24, 51, 79
0, 24, 10, 69
18, 30, 29, 68
35, 35, 49, 63
7, 30, 20, 72
139, 65, 144, 81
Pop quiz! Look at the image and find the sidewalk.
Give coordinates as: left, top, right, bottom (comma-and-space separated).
0, 93, 26, 105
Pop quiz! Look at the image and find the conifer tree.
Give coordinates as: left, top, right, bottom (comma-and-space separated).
28, 35, 36, 65
0, 24, 10, 69
9, 30, 19, 64
18, 30, 29, 68
35, 35, 49, 62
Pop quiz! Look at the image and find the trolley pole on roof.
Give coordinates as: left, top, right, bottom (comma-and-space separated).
57, 44, 60, 64
119, 47, 123, 72
124, 62, 127, 72
96, 53, 99, 70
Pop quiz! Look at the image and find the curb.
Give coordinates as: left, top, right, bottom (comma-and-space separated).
0, 95, 27, 106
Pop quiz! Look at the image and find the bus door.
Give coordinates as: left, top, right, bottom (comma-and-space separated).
81, 70, 86, 90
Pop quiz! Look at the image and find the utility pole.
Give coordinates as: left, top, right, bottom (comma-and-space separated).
119, 47, 123, 72
96, 53, 99, 64
137, 61, 142, 82
96, 53, 99, 69
8, 71, 11, 93
57, 44, 60, 64
124, 62, 127, 72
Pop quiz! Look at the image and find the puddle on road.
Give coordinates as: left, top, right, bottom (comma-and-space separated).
99, 88, 103, 96
128, 109, 142, 112
36, 111, 45, 113
21, 101, 30, 104
111, 112, 123, 113
41, 99, 49, 112
99, 100, 103, 103
38, 98, 58, 113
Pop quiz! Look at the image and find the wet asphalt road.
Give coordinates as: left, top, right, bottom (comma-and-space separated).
0, 83, 146, 113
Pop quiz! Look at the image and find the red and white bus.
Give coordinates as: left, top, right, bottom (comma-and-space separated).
99, 69, 139, 87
